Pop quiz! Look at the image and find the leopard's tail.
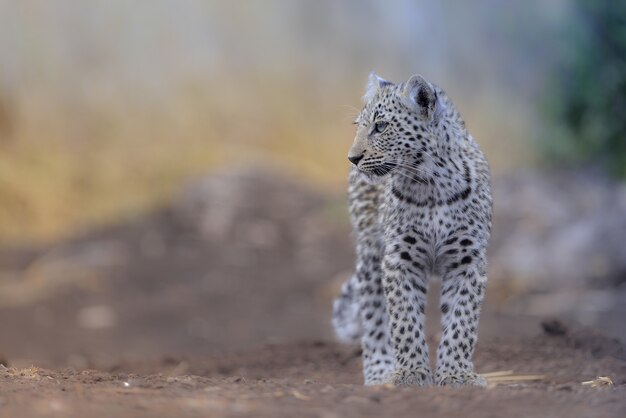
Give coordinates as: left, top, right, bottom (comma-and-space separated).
332, 274, 362, 344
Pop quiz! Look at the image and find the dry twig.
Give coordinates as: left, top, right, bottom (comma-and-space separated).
581, 377, 613, 387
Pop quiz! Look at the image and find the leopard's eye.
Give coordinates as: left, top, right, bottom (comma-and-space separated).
374, 121, 388, 133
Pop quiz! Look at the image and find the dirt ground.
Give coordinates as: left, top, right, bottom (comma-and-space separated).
0, 169, 624, 417
1, 332, 625, 418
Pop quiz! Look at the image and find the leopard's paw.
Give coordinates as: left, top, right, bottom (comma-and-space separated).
436, 371, 487, 388
384, 367, 433, 387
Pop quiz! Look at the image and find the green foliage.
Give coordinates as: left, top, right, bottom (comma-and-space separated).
543, 0, 626, 178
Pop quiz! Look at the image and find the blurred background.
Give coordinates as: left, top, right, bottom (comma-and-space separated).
0, 0, 624, 369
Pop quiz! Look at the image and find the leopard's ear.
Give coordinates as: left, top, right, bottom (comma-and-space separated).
363, 72, 392, 103
401, 74, 437, 119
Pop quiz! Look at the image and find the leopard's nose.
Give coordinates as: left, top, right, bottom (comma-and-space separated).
348, 155, 364, 166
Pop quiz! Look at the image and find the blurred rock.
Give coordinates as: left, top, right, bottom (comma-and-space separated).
173, 165, 325, 243
77, 305, 117, 330
139, 231, 166, 259
541, 319, 568, 336
490, 170, 626, 288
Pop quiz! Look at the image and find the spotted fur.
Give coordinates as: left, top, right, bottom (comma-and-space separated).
334, 73, 492, 387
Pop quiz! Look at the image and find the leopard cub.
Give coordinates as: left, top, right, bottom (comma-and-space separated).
333, 73, 492, 387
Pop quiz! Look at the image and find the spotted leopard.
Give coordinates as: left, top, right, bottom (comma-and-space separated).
332, 73, 492, 387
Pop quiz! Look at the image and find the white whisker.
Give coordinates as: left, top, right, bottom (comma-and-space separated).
387, 159, 437, 179
392, 169, 429, 185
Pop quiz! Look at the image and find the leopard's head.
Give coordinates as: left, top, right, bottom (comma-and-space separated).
348, 73, 445, 179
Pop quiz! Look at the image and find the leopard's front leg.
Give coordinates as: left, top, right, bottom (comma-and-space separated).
381, 234, 432, 386
435, 241, 488, 387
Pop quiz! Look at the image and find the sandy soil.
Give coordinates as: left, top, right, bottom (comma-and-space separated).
0, 170, 624, 417
1, 332, 625, 418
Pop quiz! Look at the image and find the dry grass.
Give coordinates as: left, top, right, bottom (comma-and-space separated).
482, 370, 546, 388
0, 76, 533, 244
0, 365, 42, 380
581, 377, 614, 387
0, 79, 352, 244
